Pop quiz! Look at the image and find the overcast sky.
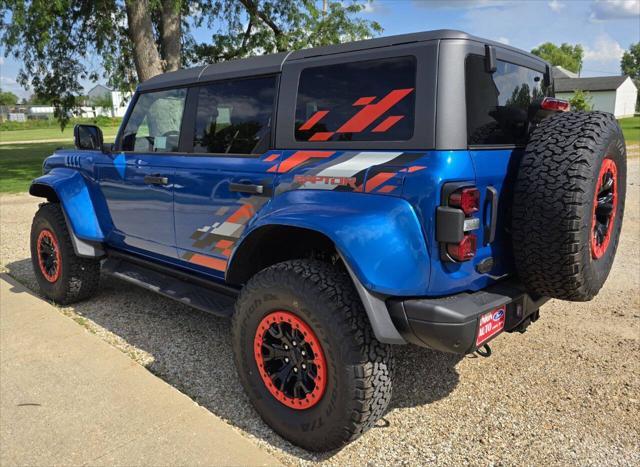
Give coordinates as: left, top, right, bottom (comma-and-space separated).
1, 0, 639, 99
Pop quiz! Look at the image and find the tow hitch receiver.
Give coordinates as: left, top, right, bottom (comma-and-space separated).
476, 343, 492, 357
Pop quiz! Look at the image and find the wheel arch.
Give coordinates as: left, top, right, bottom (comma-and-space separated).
30, 169, 105, 258
226, 220, 408, 345
30, 183, 60, 202
226, 224, 335, 285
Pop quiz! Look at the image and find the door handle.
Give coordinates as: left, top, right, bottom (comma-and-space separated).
484, 186, 498, 246
229, 182, 264, 195
143, 175, 169, 186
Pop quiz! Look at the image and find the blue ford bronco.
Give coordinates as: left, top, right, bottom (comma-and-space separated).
29, 30, 626, 451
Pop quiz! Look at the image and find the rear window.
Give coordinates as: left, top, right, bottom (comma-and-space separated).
466, 55, 548, 146
295, 56, 416, 142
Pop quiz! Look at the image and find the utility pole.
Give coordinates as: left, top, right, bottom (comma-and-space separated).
322, 0, 327, 17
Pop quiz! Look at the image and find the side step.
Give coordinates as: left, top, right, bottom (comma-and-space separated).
102, 257, 236, 318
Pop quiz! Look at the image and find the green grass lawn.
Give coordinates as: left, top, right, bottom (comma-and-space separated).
1, 126, 119, 143
0, 140, 113, 193
0, 142, 66, 193
619, 116, 639, 146
0, 124, 120, 193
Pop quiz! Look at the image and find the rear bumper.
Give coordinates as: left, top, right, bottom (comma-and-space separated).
387, 279, 549, 354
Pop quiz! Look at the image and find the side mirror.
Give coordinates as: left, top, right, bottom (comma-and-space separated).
74, 124, 104, 151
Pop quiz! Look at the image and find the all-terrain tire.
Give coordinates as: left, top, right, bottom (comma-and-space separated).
30, 203, 101, 304
232, 259, 394, 451
512, 111, 626, 301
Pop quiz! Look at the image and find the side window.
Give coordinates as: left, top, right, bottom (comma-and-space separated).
295, 56, 416, 142
121, 88, 187, 152
466, 55, 548, 145
193, 76, 276, 154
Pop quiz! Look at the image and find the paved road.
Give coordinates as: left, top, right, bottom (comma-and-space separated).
0, 274, 281, 467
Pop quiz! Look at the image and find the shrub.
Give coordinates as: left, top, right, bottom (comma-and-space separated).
569, 90, 593, 111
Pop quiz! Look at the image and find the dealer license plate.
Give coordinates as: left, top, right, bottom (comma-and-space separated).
476, 306, 506, 347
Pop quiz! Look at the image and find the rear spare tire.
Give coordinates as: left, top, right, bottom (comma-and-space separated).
512, 111, 626, 301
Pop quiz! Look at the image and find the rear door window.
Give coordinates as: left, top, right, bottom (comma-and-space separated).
121, 88, 187, 152
295, 56, 416, 142
466, 55, 548, 146
193, 76, 276, 154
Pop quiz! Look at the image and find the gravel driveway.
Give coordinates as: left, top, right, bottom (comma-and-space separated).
1, 160, 639, 466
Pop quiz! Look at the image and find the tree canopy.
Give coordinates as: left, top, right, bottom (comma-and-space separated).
0, 89, 19, 106
1, 0, 382, 128
621, 43, 640, 79
621, 42, 640, 111
531, 42, 584, 74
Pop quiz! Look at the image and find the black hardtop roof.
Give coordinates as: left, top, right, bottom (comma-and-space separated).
137, 29, 548, 92
137, 52, 289, 92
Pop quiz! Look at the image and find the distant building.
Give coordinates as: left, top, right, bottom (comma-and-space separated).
111, 91, 132, 118
87, 84, 113, 101
552, 66, 579, 80
553, 72, 637, 118
8, 113, 26, 122
86, 84, 132, 117
28, 105, 55, 118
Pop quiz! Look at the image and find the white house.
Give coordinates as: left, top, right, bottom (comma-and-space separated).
554, 75, 637, 118
552, 66, 578, 80
86, 84, 112, 101
86, 85, 132, 118
111, 91, 132, 117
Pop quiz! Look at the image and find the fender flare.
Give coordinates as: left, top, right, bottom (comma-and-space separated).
230, 190, 431, 296
30, 168, 105, 258
227, 191, 432, 343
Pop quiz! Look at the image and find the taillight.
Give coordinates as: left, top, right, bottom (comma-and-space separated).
447, 233, 477, 262
449, 187, 480, 215
540, 97, 570, 112
437, 184, 481, 262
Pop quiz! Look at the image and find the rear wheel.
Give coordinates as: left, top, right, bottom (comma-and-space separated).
232, 259, 394, 451
30, 203, 101, 304
512, 111, 626, 301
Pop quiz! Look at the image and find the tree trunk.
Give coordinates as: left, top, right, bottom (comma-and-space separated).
161, 0, 182, 72
125, 0, 164, 82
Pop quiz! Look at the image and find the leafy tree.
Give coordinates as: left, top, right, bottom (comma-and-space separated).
1, 1, 381, 129
0, 89, 19, 106
506, 84, 532, 108
621, 43, 640, 112
568, 90, 593, 112
621, 43, 640, 79
531, 42, 584, 74
26, 94, 53, 105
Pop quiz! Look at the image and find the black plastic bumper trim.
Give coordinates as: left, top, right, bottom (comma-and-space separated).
387, 279, 548, 354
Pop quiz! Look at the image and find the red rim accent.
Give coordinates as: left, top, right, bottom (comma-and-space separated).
591, 158, 618, 260
254, 311, 327, 410
36, 229, 62, 282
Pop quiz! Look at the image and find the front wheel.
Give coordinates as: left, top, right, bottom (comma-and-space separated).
232, 259, 394, 451
30, 203, 100, 304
